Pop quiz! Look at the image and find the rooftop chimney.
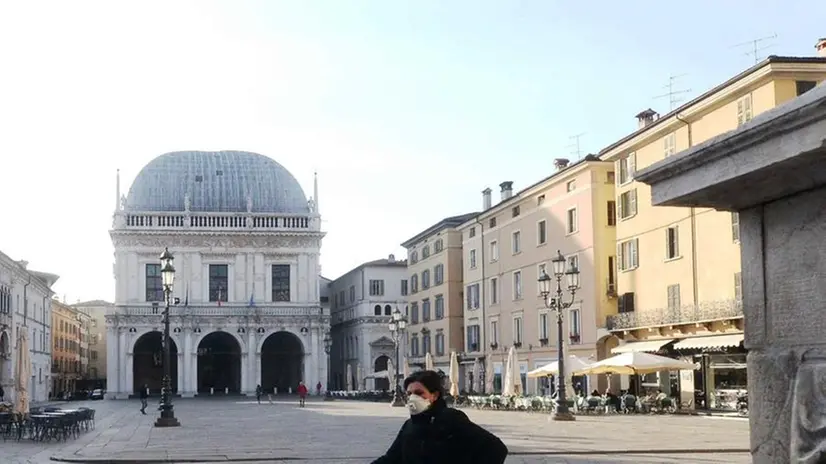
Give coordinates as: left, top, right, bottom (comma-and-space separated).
388, 254, 395, 262
482, 188, 492, 210
817, 38, 826, 57
635, 108, 659, 129
554, 158, 570, 170
499, 181, 513, 201
17, 260, 28, 269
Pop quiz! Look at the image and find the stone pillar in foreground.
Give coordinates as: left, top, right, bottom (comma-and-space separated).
635, 84, 826, 464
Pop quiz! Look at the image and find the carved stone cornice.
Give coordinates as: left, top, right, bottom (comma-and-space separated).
109, 231, 323, 250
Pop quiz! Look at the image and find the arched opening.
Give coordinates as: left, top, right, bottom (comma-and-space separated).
374, 304, 381, 316
197, 331, 242, 394
261, 331, 304, 394
374, 355, 390, 391
596, 334, 621, 393
384, 304, 392, 315
133, 331, 178, 394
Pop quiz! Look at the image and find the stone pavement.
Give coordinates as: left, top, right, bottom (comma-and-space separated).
0, 398, 750, 463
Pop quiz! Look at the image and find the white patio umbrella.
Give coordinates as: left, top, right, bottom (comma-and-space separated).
472, 358, 482, 392
403, 356, 411, 379
356, 363, 364, 390
14, 328, 30, 415
449, 352, 460, 397
345, 364, 353, 391
425, 352, 434, 370
485, 355, 494, 393
387, 358, 396, 385
502, 346, 521, 396
577, 351, 698, 376
527, 355, 593, 378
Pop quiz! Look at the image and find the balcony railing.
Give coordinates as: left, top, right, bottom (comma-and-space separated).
116, 211, 315, 231
606, 299, 743, 331
109, 304, 323, 318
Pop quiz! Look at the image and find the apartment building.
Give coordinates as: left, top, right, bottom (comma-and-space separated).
328, 256, 407, 391
51, 299, 84, 396
599, 52, 826, 409
459, 157, 616, 395
72, 300, 111, 388
401, 213, 477, 374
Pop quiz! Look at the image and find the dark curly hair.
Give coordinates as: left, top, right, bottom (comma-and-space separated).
403, 370, 446, 400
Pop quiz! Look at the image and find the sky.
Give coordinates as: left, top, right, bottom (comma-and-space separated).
0, 0, 823, 303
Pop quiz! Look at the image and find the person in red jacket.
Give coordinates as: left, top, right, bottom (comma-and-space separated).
297, 381, 309, 407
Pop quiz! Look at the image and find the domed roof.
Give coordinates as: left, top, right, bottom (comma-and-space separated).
125, 151, 309, 214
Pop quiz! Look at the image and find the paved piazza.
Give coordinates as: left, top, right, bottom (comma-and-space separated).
1, 398, 750, 464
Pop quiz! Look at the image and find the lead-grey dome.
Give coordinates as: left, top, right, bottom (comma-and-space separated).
125, 151, 309, 213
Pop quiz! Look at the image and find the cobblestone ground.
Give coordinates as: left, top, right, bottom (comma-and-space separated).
0, 398, 750, 463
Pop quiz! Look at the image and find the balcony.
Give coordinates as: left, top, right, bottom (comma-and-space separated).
606, 299, 743, 331
110, 304, 323, 318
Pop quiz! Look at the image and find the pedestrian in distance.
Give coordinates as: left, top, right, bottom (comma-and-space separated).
372, 370, 508, 464
316, 381, 322, 396
297, 381, 308, 407
139, 384, 149, 415
256, 384, 263, 405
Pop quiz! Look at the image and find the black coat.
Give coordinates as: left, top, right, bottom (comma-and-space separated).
371, 399, 508, 464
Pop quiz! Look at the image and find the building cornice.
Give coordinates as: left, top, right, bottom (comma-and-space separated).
109, 230, 324, 250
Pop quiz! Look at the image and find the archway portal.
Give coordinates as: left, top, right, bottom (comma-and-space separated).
133, 331, 178, 394
261, 332, 303, 394
374, 355, 390, 391
0, 331, 8, 384
197, 332, 242, 394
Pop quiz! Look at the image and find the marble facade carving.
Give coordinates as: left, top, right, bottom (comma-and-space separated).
635, 83, 826, 464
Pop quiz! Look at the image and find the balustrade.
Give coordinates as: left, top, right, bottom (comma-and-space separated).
121, 212, 311, 230
606, 299, 743, 331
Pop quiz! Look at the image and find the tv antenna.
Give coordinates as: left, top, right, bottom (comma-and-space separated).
567, 133, 586, 160
654, 74, 692, 111
731, 33, 778, 64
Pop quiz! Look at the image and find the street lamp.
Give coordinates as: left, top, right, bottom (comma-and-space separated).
538, 250, 581, 422
323, 331, 333, 401
155, 248, 180, 427
389, 307, 408, 407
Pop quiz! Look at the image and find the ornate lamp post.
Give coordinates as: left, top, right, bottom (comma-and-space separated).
323, 331, 334, 401
389, 307, 408, 407
155, 248, 180, 427
538, 250, 581, 422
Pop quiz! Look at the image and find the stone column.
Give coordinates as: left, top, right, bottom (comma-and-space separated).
118, 330, 128, 398
182, 331, 193, 397
105, 326, 119, 398
246, 330, 256, 394
635, 85, 826, 464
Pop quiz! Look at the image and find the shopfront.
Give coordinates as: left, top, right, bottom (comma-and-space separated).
673, 333, 746, 411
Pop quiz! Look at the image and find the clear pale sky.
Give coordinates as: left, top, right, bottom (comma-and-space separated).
0, 1, 823, 303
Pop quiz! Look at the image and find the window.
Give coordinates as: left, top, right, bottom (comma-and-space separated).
490, 241, 499, 262
466, 284, 480, 310
537, 194, 545, 205
469, 227, 476, 238
434, 239, 444, 253
618, 189, 638, 219
271, 264, 290, 302
512, 231, 521, 254
434, 264, 444, 285
616, 153, 636, 185
369, 280, 385, 296
538, 312, 549, 342
537, 220, 547, 245
410, 303, 419, 324
489, 217, 497, 228
385, 304, 392, 315
513, 316, 523, 345
731, 212, 740, 242
607, 171, 615, 184
607, 201, 617, 226
607, 256, 616, 293
513, 271, 523, 300
737, 94, 753, 127
435, 332, 445, 355
338, 290, 345, 306
618, 239, 639, 271
566, 208, 578, 234
490, 319, 499, 346
421, 270, 430, 289
797, 80, 817, 96
422, 245, 430, 259
667, 284, 681, 311
422, 333, 431, 355
401, 279, 408, 296
349, 285, 356, 302
734, 272, 743, 302
145, 264, 163, 302
422, 299, 431, 322
512, 206, 520, 218
209, 264, 229, 302
469, 249, 477, 268
666, 226, 680, 259
435, 295, 444, 319
490, 278, 498, 304
569, 309, 581, 343
410, 335, 419, 356
409, 250, 418, 264
410, 274, 419, 293
374, 304, 382, 316
566, 255, 579, 275
466, 325, 480, 352
537, 263, 547, 295
663, 132, 676, 157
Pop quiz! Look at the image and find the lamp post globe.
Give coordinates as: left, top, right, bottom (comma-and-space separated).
154, 248, 180, 427
538, 249, 581, 422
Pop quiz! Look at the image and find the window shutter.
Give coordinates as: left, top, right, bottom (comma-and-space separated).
674, 227, 679, 256
629, 153, 637, 179
614, 160, 622, 186
617, 242, 624, 271
630, 189, 638, 215
631, 239, 639, 267
617, 195, 623, 219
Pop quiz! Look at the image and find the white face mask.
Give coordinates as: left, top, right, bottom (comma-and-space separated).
406, 394, 431, 415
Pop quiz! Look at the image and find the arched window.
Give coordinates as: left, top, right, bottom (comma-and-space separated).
374, 305, 382, 316
384, 304, 392, 316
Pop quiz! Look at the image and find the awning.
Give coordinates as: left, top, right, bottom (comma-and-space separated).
611, 339, 674, 354
673, 333, 744, 350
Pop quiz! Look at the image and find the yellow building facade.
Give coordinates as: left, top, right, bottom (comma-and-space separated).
599, 56, 826, 409
51, 299, 84, 396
